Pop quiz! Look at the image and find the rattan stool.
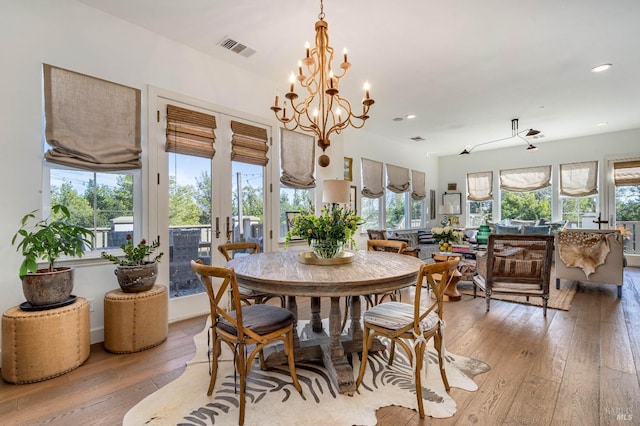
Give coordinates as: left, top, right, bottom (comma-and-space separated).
1, 297, 90, 384
103, 284, 168, 354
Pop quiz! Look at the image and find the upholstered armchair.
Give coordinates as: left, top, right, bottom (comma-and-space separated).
555, 229, 625, 298
473, 234, 555, 316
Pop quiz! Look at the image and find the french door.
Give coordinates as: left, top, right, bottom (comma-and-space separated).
608, 157, 640, 266
149, 88, 271, 318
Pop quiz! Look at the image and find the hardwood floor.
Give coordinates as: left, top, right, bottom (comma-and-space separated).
2, 268, 639, 425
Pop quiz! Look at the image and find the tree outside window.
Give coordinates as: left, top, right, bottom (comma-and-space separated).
500, 187, 552, 221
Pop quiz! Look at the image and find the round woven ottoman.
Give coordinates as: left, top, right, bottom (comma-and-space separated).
1, 297, 90, 384
103, 284, 168, 354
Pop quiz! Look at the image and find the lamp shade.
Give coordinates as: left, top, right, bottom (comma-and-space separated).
322, 179, 350, 204
438, 204, 456, 215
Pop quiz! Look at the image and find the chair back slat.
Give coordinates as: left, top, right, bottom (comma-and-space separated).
367, 239, 407, 253
191, 260, 245, 334
413, 259, 459, 334
217, 242, 260, 261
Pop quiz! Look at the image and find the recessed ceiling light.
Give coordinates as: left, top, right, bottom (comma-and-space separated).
591, 63, 612, 73
597, 122, 608, 126
405, 114, 416, 119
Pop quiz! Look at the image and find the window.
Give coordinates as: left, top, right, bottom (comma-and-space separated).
410, 198, 424, 228
467, 171, 493, 226
43, 64, 142, 252
500, 166, 552, 221
361, 197, 381, 230
385, 189, 406, 230
279, 129, 315, 239
614, 160, 640, 254
48, 167, 137, 250
559, 161, 599, 228
469, 200, 493, 226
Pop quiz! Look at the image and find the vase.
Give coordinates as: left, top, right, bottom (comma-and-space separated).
311, 239, 343, 259
114, 262, 158, 293
476, 224, 491, 245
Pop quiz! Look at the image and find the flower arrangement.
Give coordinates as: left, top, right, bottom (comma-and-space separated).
285, 204, 362, 251
616, 225, 632, 239
431, 226, 463, 251
102, 234, 164, 266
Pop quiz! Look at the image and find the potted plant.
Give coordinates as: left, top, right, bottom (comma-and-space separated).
11, 204, 94, 307
102, 234, 163, 293
285, 204, 362, 258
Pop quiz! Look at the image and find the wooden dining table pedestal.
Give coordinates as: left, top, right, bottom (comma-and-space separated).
228, 250, 423, 394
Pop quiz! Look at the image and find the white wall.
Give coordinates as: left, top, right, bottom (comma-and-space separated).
439, 128, 640, 227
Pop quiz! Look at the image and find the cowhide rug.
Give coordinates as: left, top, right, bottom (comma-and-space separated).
124, 319, 490, 426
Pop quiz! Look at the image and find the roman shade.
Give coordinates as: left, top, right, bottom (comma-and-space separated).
560, 161, 598, 196
467, 171, 493, 201
280, 129, 316, 189
230, 121, 269, 166
361, 158, 384, 198
411, 170, 426, 201
386, 164, 410, 193
43, 64, 141, 171
500, 165, 551, 192
165, 104, 217, 158
614, 160, 640, 186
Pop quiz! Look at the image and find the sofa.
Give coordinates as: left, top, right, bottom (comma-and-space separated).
554, 229, 625, 298
383, 229, 439, 262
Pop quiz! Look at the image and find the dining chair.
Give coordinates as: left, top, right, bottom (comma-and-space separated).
366, 239, 409, 305
355, 258, 459, 419
217, 242, 286, 308
190, 260, 302, 426
473, 234, 554, 316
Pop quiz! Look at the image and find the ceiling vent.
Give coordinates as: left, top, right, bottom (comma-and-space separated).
392, 117, 404, 122
410, 136, 426, 142
218, 37, 256, 58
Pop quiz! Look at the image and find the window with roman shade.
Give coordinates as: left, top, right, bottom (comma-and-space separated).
361, 158, 384, 198
560, 161, 598, 196
500, 165, 551, 191
614, 160, 640, 186
386, 164, 410, 193
467, 171, 493, 201
411, 170, 426, 200
230, 121, 269, 166
165, 104, 217, 158
280, 129, 315, 189
387, 164, 411, 194
43, 64, 141, 171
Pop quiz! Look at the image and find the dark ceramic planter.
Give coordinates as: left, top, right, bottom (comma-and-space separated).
115, 262, 158, 293
22, 267, 73, 306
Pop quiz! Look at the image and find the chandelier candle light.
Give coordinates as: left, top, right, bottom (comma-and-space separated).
271, 0, 375, 167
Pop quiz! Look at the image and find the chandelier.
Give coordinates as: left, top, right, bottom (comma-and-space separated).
459, 118, 540, 155
270, 0, 375, 167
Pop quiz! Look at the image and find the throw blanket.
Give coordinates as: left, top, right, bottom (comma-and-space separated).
558, 231, 610, 278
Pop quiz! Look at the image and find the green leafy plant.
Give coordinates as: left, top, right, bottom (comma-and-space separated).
12, 204, 95, 280
101, 234, 164, 266
285, 204, 362, 248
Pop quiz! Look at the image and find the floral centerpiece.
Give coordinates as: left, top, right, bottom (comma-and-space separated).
285, 205, 362, 258
431, 226, 463, 252
102, 234, 164, 293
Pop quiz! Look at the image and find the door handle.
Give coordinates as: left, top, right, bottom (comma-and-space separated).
215, 217, 221, 238
226, 217, 232, 242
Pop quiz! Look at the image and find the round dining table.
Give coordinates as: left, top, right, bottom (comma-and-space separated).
227, 249, 424, 394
